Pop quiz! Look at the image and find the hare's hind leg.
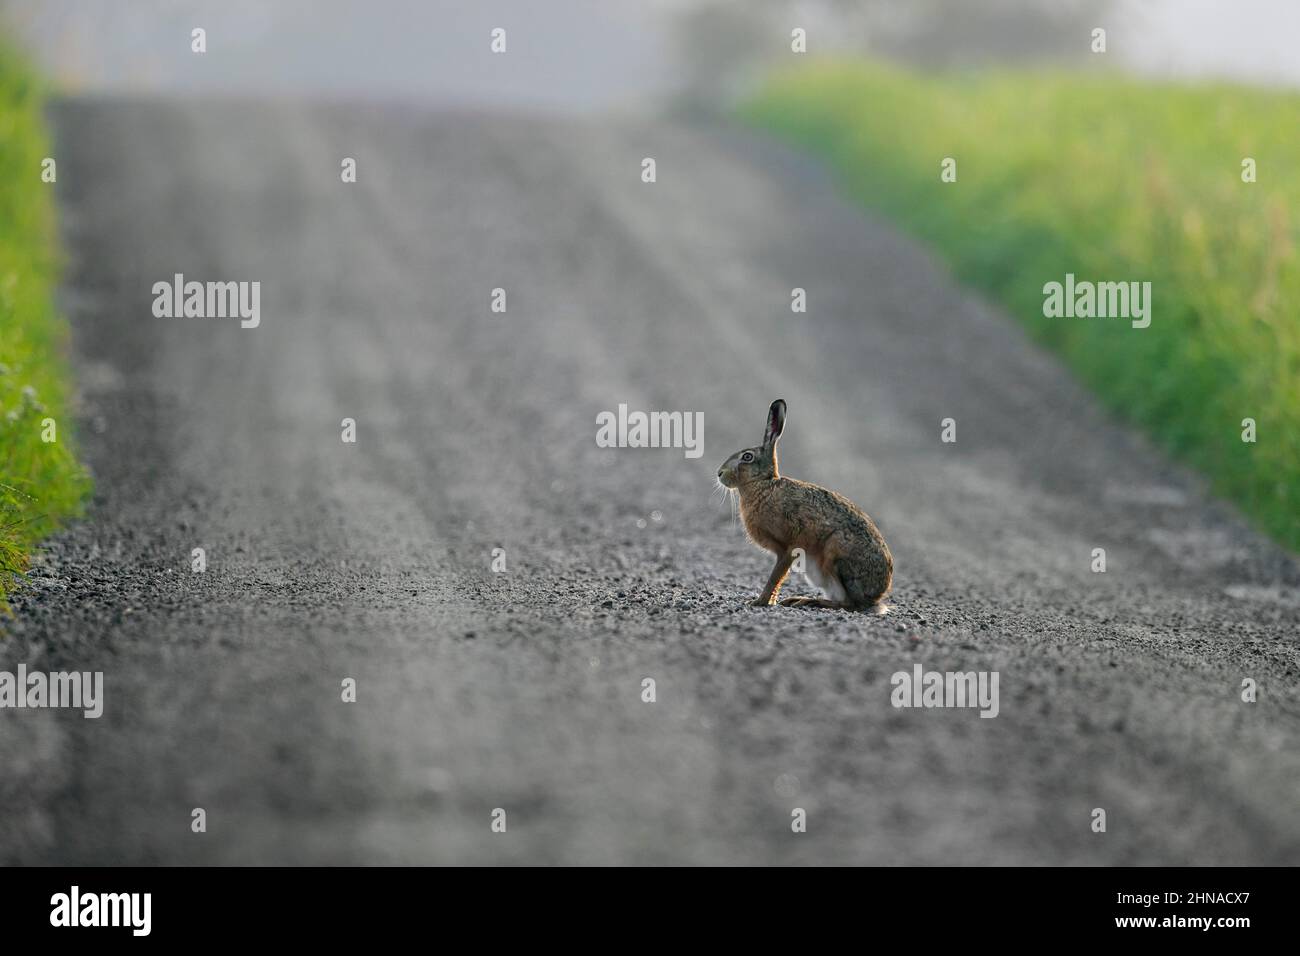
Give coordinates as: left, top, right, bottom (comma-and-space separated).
837, 557, 891, 612
779, 596, 850, 609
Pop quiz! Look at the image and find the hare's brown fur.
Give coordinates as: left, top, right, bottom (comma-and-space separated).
718, 400, 892, 611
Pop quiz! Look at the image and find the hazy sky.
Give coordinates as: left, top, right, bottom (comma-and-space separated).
1, 0, 675, 111
1117, 0, 1300, 86
3, 0, 1298, 111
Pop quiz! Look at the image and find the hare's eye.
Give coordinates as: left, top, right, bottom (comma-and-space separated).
741, 452, 754, 462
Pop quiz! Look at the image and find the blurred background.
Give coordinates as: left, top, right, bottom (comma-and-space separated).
2, 2, 1295, 550
21, 0, 1286, 545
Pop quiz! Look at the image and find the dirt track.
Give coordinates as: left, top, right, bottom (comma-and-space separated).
1, 99, 1297, 864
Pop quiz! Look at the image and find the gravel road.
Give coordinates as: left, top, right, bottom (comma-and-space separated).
1, 99, 1297, 865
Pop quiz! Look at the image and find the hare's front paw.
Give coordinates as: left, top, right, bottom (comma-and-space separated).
750, 596, 774, 607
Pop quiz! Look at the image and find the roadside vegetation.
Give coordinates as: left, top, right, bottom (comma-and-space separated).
744, 60, 1298, 552
0, 42, 90, 607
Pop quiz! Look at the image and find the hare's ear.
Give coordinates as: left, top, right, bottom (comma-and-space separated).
762, 399, 786, 449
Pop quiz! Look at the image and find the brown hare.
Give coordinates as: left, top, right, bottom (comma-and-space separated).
717, 399, 893, 611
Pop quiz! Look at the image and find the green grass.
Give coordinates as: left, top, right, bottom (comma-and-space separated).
743, 60, 1299, 552
0, 42, 90, 607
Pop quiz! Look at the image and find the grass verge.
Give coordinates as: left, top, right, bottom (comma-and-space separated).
0, 41, 89, 608
743, 60, 1298, 552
